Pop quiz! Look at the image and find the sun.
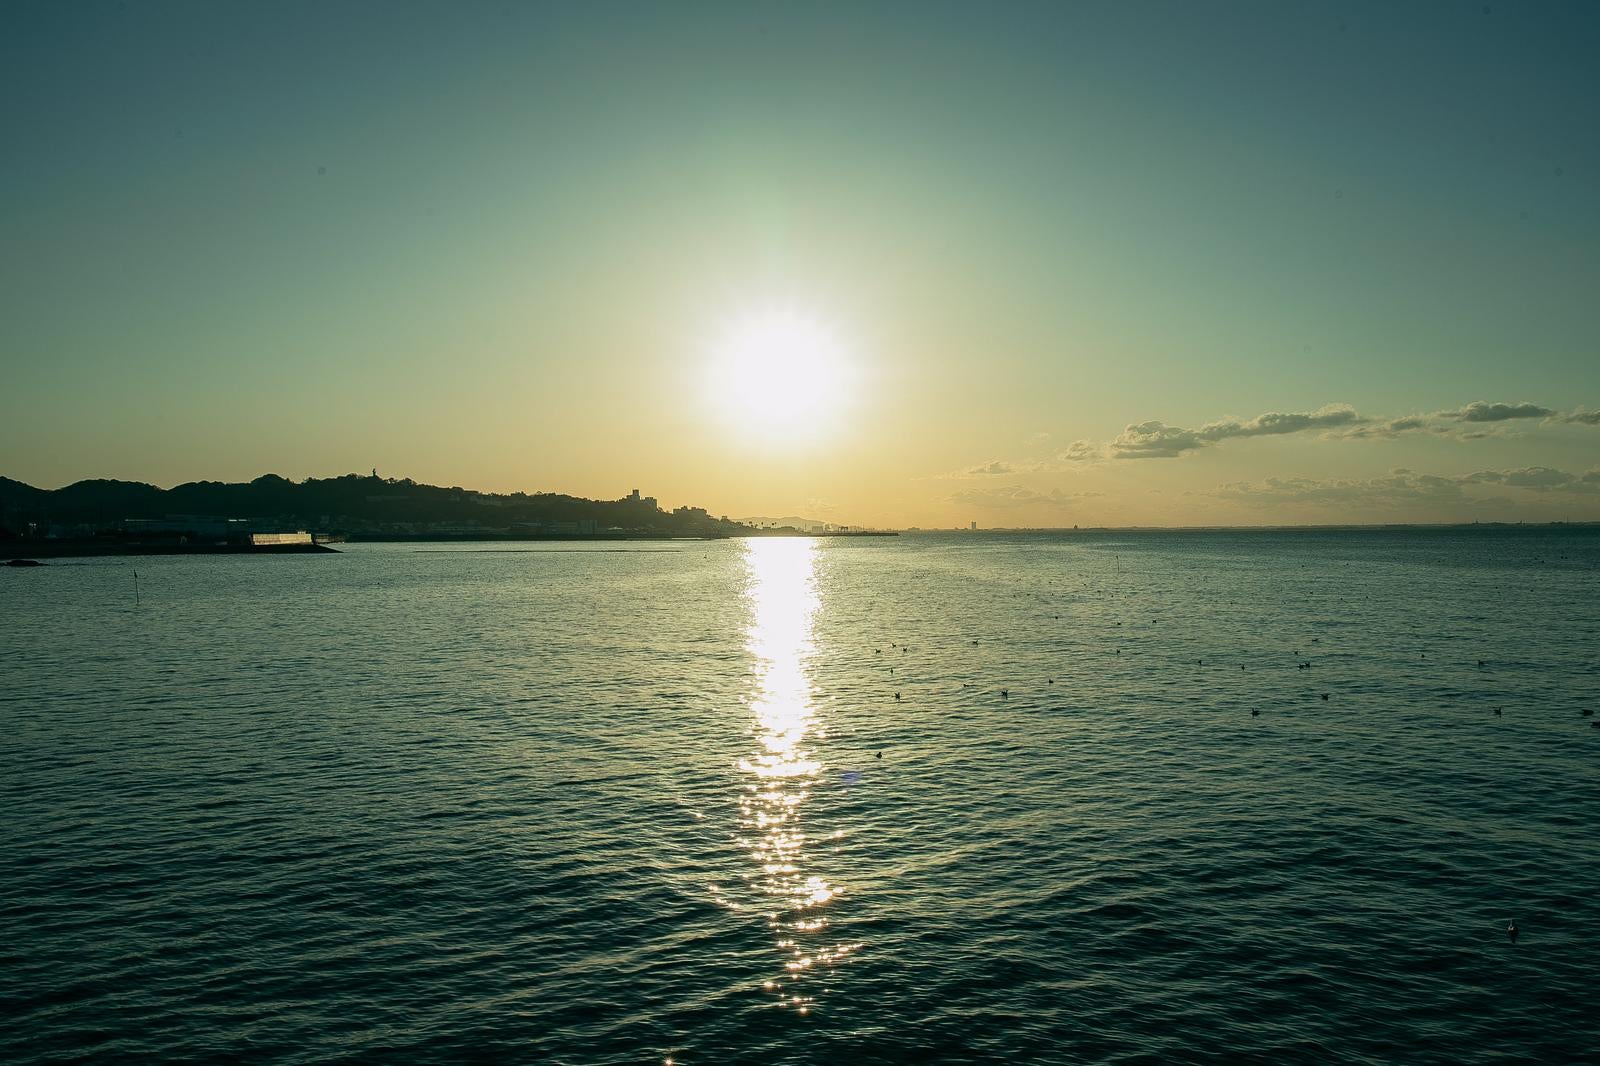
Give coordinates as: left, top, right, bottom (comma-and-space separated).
703, 308, 856, 444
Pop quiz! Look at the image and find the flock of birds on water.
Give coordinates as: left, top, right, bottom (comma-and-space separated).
849, 557, 1595, 950
869, 634, 1596, 728
866, 631, 1576, 946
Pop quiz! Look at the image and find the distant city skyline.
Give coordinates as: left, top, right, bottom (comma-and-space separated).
3, 2, 1597, 527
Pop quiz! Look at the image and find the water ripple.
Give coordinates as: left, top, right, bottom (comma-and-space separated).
2, 531, 1597, 1062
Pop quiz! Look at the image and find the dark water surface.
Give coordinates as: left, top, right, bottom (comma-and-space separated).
3, 530, 1598, 1064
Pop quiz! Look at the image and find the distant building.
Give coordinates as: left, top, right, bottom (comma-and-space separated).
970, 521, 978, 531
249, 531, 312, 546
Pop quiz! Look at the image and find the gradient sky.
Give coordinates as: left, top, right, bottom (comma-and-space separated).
3, 1, 1597, 526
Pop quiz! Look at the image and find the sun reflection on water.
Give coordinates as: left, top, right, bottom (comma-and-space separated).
735, 538, 859, 1010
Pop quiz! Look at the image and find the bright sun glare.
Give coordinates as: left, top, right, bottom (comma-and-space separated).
704, 309, 856, 443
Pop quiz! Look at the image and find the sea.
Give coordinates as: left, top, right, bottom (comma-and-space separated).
2, 529, 1597, 1064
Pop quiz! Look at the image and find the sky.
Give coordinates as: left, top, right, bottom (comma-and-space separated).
2, 0, 1597, 527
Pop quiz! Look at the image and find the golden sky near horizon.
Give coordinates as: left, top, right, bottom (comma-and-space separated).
2, 4, 1597, 526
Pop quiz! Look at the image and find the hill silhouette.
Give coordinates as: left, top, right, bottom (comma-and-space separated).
0, 473, 743, 538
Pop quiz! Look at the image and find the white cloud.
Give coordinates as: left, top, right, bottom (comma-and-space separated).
940, 397, 1599, 484
1110, 403, 1365, 458
1502, 466, 1577, 489
1450, 401, 1556, 422
1109, 420, 1207, 459
1057, 439, 1102, 463
1214, 465, 1599, 506
1199, 403, 1363, 440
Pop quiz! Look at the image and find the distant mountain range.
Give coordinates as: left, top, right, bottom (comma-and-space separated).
0, 473, 745, 537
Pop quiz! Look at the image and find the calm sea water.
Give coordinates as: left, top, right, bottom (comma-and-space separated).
3, 530, 1598, 1064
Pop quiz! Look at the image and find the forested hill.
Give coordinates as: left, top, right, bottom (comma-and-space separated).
0, 473, 742, 536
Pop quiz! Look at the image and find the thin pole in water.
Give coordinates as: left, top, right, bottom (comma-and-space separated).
133, 567, 139, 608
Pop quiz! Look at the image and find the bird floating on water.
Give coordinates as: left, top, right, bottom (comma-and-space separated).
1321, 693, 1330, 701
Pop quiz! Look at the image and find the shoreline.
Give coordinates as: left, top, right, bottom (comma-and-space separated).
2, 542, 338, 560
1, 530, 899, 560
